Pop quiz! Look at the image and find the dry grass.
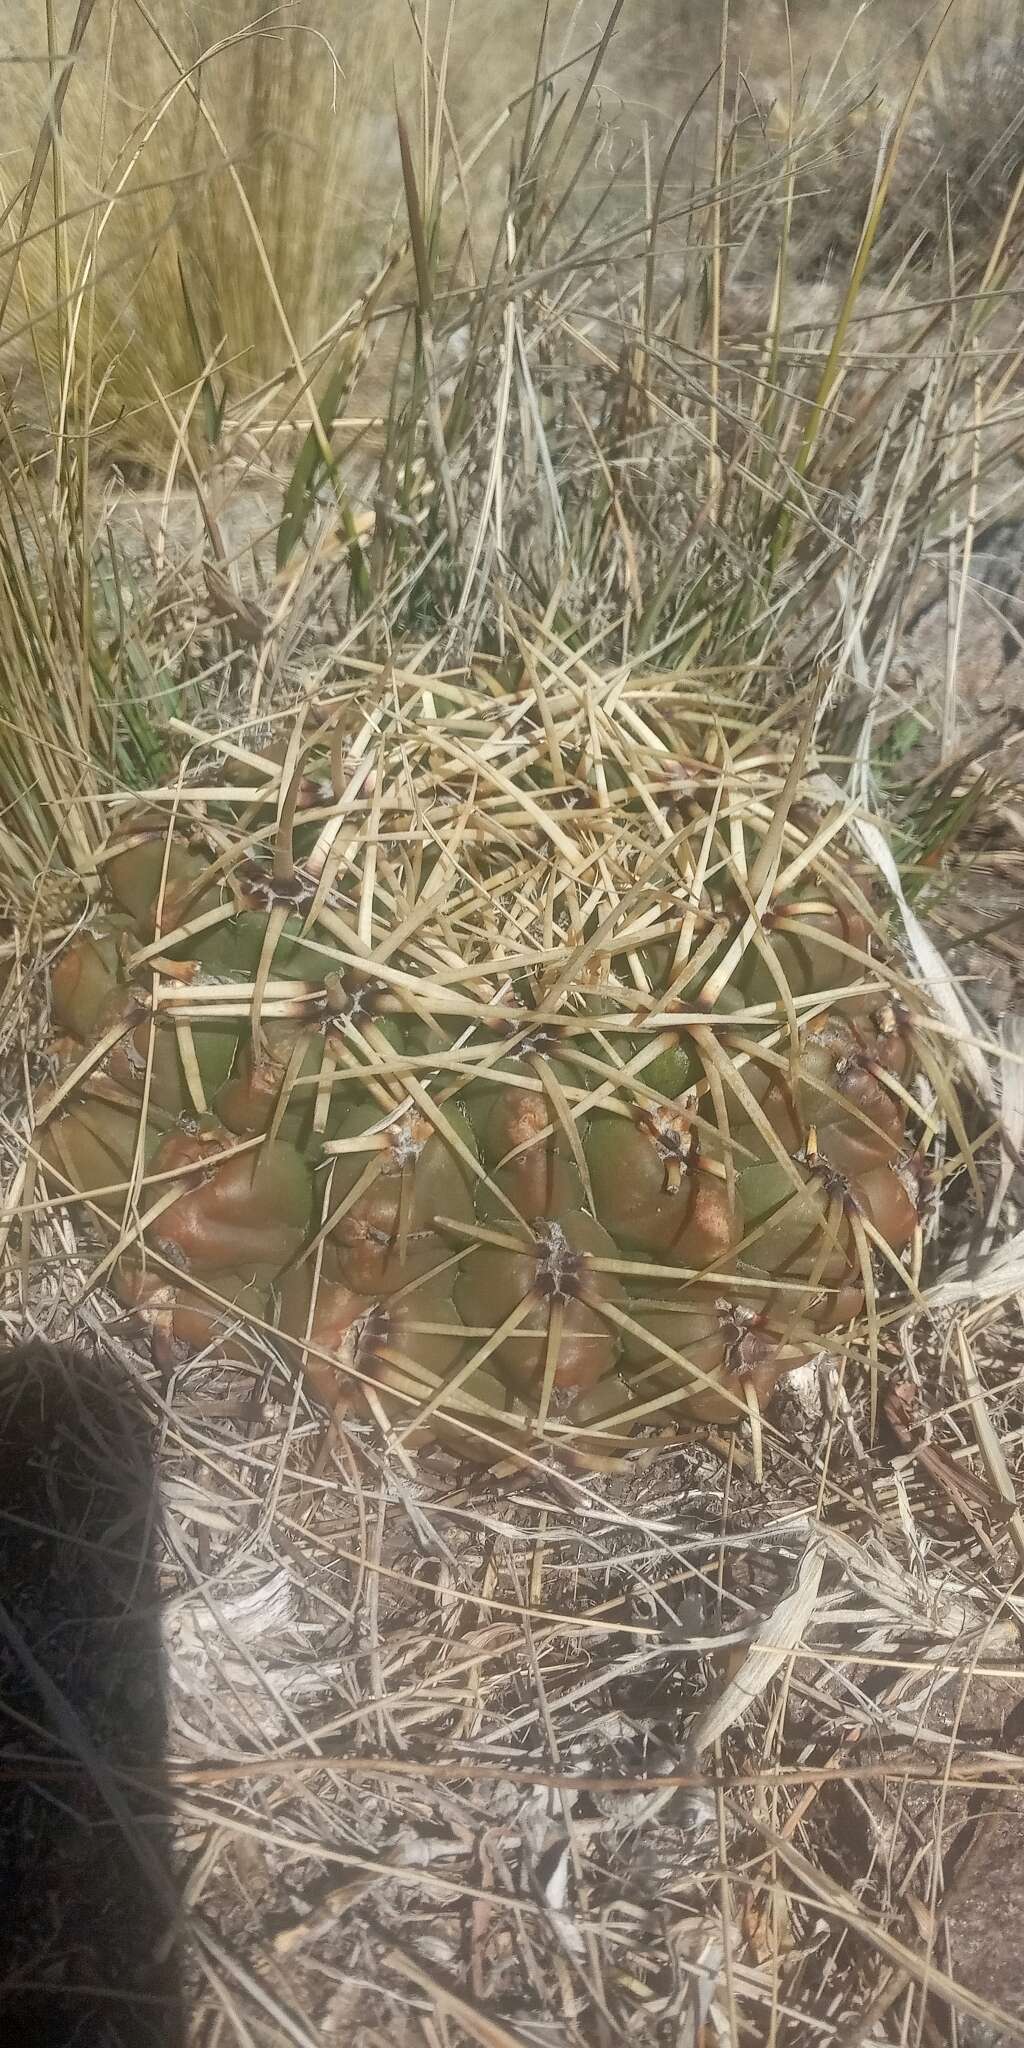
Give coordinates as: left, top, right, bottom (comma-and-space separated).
5, 1, 1018, 472
0, 0, 637, 467
2, 3, 1024, 2044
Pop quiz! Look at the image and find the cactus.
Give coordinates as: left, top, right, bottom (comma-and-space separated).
33, 675, 930, 1467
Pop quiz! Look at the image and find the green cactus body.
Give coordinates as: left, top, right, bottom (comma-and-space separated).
38, 685, 927, 1467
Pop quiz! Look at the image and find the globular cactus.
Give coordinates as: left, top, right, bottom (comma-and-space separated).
33, 672, 933, 1468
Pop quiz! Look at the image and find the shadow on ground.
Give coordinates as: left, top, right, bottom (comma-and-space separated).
0, 1343, 181, 2047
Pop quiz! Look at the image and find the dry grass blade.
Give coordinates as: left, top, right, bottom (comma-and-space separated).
387, 1946, 539, 2048
690, 1534, 826, 1754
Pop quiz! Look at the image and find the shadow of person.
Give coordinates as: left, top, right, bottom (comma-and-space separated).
0, 1343, 182, 2047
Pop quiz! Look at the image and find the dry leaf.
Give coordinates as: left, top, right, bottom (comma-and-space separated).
850, 811, 994, 1103
689, 1538, 826, 1754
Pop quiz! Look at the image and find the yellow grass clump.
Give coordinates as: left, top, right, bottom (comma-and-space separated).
0, 1, 588, 466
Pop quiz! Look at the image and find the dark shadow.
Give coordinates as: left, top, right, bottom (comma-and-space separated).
0, 1344, 181, 2047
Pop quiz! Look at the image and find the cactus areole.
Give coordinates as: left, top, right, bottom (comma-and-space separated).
36, 677, 928, 1469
